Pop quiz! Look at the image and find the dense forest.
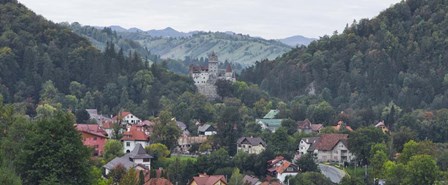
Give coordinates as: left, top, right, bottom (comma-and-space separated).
241, 0, 448, 136
0, 0, 197, 118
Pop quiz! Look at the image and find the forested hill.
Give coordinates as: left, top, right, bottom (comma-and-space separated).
65, 23, 161, 63
241, 0, 448, 111
73, 26, 292, 67
0, 0, 196, 117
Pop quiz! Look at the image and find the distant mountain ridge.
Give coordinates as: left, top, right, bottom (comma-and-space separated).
105, 25, 195, 38
75, 25, 294, 66
278, 35, 317, 47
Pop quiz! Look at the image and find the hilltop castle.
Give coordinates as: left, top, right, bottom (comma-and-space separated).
189, 52, 236, 99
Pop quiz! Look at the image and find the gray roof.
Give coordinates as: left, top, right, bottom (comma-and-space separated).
103, 143, 152, 170
176, 121, 187, 130
243, 175, 260, 185
198, 124, 215, 132
237, 137, 267, 147
103, 154, 136, 170
177, 121, 191, 136
301, 137, 319, 144
129, 143, 153, 159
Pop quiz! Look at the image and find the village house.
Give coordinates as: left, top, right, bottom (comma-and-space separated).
121, 125, 150, 153
86, 109, 113, 124
307, 134, 355, 163
103, 143, 153, 176
177, 136, 208, 154
101, 121, 116, 139
188, 174, 227, 185
256, 110, 284, 132
75, 124, 108, 156
375, 121, 389, 134
332, 120, 354, 132
267, 156, 299, 183
198, 124, 217, 136
113, 111, 142, 125
236, 136, 267, 154
177, 121, 191, 136
297, 119, 323, 134
296, 137, 319, 157
242, 175, 261, 185
136, 120, 155, 136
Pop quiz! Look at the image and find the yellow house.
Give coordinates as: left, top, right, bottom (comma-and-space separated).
375, 121, 389, 134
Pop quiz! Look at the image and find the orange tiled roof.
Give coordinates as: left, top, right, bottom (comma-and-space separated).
121, 125, 150, 141
192, 175, 227, 185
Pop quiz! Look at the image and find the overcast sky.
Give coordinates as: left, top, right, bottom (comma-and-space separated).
18, 0, 401, 39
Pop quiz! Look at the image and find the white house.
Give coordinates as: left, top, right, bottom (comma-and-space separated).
197, 124, 217, 136
308, 134, 355, 163
267, 156, 299, 183
103, 143, 153, 175
113, 112, 142, 125
121, 125, 150, 153
295, 137, 319, 161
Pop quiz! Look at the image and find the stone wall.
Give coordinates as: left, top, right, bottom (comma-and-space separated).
196, 84, 218, 100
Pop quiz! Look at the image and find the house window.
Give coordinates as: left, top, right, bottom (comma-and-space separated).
93, 137, 97, 140
94, 145, 99, 148
126, 142, 130, 147
143, 158, 150, 162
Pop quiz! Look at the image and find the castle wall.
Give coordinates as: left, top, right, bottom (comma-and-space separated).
196, 84, 219, 100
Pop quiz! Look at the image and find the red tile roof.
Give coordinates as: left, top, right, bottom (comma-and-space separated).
191, 175, 227, 185
226, 64, 232, 73
75, 124, 107, 138
121, 125, 150, 141
102, 121, 115, 129
313, 134, 348, 151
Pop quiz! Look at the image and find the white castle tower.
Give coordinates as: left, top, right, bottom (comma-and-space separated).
208, 51, 219, 78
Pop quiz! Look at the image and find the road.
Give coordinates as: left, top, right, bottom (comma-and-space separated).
318, 164, 346, 183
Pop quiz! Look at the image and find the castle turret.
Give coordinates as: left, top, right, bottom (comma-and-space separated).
225, 64, 233, 78
208, 51, 218, 77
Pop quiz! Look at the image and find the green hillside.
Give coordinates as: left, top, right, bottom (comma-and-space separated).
237, 0, 448, 145
241, 0, 448, 111
0, 0, 195, 117
116, 31, 292, 67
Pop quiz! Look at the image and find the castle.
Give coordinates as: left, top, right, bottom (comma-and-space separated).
189, 52, 236, 99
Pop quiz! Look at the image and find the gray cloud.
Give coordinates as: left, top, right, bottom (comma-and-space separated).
18, 0, 400, 39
